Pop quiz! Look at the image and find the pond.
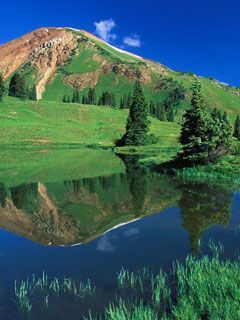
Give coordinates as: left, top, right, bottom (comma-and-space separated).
0, 149, 239, 319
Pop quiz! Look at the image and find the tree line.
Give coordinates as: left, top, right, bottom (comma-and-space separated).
63, 87, 116, 108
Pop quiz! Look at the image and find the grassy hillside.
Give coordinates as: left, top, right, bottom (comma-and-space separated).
0, 97, 180, 148
7, 28, 239, 119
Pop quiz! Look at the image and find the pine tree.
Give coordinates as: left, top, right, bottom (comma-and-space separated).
179, 82, 232, 165
149, 100, 155, 115
0, 74, 5, 102
8, 73, 26, 99
62, 94, 67, 103
179, 81, 210, 164
221, 111, 232, 147
67, 96, 71, 103
72, 91, 76, 103
208, 110, 232, 162
87, 88, 96, 105
110, 92, 116, 107
75, 90, 80, 103
29, 85, 37, 101
82, 94, 87, 104
126, 93, 132, 108
166, 105, 174, 122
233, 115, 240, 140
117, 80, 149, 146
155, 102, 166, 121
165, 100, 174, 122
120, 94, 127, 109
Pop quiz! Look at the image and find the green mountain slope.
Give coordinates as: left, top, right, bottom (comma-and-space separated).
1, 27, 239, 122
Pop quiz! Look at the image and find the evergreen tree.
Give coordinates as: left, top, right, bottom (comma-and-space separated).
87, 88, 96, 105
25, 86, 30, 100
98, 91, 115, 107
29, 85, 37, 101
110, 92, 116, 107
117, 80, 149, 146
82, 94, 87, 104
75, 90, 80, 103
221, 111, 232, 147
166, 105, 174, 122
0, 74, 5, 102
149, 100, 155, 115
66, 96, 71, 103
120, 94, 127, 109
8, 73, 26, 99
208, 109, 232, 162
72, 91, 76, 103
233, 115, 240, 140
155, 102, 166, 121
164, 100, 175, 122
62, 94, 67, 103
179, 82, 211, 164
179, 82, 232, 165
126, 93, 132, 108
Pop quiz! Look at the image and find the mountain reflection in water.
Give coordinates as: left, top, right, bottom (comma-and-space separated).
0, 155, 233, 254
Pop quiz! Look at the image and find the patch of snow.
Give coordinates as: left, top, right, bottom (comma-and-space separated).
105, 42, 143, 60
67, 27, 80, 32
102, 218, 141, 236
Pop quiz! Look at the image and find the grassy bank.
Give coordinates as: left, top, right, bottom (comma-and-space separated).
175, 154, 240, 184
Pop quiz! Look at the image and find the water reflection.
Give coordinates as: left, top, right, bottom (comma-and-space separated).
178, 182, 232, 254
0, 156, 234, 252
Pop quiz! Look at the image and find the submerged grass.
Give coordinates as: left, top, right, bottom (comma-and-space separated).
14, 271, 95, 314
86, 243, 240, 320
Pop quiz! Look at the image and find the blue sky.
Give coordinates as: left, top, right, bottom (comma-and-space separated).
1, 0, 240, 86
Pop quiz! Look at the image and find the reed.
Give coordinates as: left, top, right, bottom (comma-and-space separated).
14, 272, 95, 314
88, 242, 240, 319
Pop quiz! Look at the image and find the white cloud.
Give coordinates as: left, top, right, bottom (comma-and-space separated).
96, 235, 115, 253
124, 228, 140, 237
94, 19, 117, 42
123, 35, 141, 48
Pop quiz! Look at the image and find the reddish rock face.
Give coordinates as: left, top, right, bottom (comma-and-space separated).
0, 27, 79, 99
0, 27, 164, 100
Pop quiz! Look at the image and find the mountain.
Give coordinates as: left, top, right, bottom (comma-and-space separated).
1, 27, 240, 120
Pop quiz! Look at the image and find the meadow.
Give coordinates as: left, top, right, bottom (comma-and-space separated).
0, 97, 180, 148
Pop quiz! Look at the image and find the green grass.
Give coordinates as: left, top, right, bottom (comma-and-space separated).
0, 97, 180, 148
63, 48, 101, 74
86, 243, 240, 320
15, 271, 95, 314
175, 154, 240, 185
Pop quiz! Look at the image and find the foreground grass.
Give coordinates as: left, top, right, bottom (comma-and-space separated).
15, 272, 95, 314
87, 244, 240, 320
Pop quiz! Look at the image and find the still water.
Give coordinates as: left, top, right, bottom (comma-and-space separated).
0, 153, 239, 319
